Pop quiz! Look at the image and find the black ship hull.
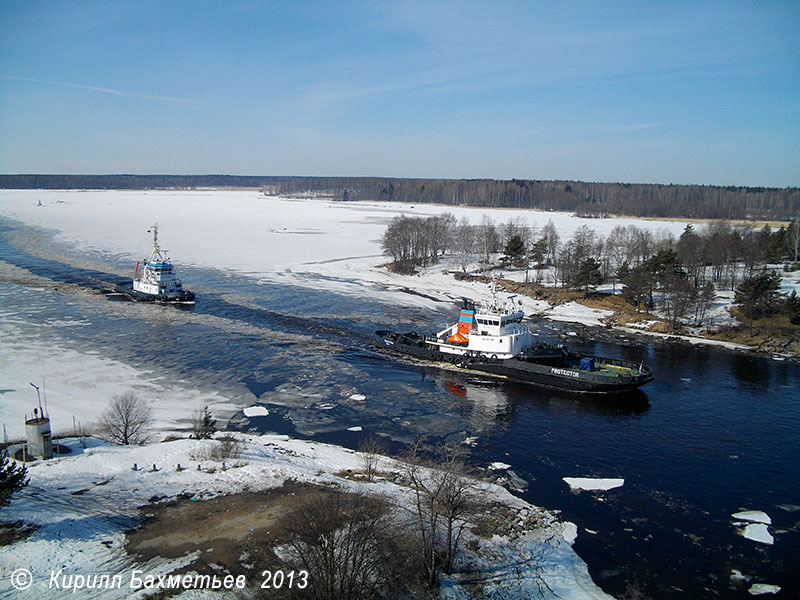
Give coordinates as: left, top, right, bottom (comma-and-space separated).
114, 281, 195, 303
375, 330, 653, 394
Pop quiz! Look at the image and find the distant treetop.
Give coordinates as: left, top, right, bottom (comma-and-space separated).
1, 174, 797, 221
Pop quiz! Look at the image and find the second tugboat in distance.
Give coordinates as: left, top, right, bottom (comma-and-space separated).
115, 224, 195, 304
375, 285, 653, 394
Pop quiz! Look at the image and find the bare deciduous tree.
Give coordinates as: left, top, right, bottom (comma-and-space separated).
358, 434, 387, 482
693, 281, 716, 327
98, 392, 152, 445
281, 490, 410, 600
402, 439, 480, 586
434, 445, 479, 574
381, 215, 456, 273
454, 217, 474, 273
661, 273, 697, 331
478, 215, 498, 264
209, 434, 241, 461
541, 219, 560, 265
787, 220, 800, 265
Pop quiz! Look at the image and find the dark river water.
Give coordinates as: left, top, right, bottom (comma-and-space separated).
1, 219, 798, 599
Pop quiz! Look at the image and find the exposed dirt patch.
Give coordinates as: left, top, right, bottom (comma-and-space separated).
125, 481, 326, 570
701, 311, 800, 355
0, 520, 39, 546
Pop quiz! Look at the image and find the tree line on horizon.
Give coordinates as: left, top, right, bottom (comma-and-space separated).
1, 174, 798, 221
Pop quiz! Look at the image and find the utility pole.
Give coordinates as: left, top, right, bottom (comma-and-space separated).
30, 382, 42, 415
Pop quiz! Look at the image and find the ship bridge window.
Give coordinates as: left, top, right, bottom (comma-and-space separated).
477, 318, 501, 326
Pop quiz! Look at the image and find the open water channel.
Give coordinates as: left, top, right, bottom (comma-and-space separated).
1, 218, 798, 599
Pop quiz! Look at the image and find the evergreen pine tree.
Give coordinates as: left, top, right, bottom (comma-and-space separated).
198, 406, 217, 440
501, 234, 526, 266
572, 257, 603, 292
734, 270, 782, 332
1, 454, 29, 508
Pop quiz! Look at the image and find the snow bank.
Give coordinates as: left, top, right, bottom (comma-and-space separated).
544, 302, 615, 327
560, 521, 579, 544
0, 434, 614, 600
563, 477, 625, 492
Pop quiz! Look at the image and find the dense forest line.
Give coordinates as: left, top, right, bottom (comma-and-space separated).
1, 174, 798, 221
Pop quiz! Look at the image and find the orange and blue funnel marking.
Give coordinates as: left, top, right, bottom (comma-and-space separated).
448, 308, 475, 343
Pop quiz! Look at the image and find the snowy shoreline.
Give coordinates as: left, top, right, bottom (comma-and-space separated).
0, 433, 614, 599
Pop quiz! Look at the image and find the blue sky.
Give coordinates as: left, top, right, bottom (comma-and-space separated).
1, 1, 798, 186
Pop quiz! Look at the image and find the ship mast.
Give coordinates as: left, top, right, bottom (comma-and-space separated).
146, 223, 165, 264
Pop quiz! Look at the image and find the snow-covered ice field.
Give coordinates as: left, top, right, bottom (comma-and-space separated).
0, 189, 690, 309
4, 189, 794, 335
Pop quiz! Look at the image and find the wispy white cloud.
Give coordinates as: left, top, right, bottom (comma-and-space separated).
610, 123, 662, 132
276, 66, 473, 129
307, 62, 483, 106
2, 74, 194, 104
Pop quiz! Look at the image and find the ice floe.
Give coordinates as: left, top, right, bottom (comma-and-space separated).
748, 583, 781, 595
346, 426, 362, 432
489, 462, 512, 471
348, 393, 366, 401
731, 510, 771, 524
560, 522, 578, 544
505, 470, 528, 492
731, 509, 774, 545
730, 568, 750, 583
740, 523, 773, 545
563, 477, 624, 492
243, 405, 269, 417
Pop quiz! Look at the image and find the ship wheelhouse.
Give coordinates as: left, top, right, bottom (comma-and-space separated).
430, 289, 532, 359
131, 225, 187, 298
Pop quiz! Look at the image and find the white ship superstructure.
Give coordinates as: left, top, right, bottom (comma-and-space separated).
133, 224, 186, 298
115, 224, 195, 303
429, 285, 531, 359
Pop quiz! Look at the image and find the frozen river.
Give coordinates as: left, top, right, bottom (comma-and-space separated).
1, 200, 799, 598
